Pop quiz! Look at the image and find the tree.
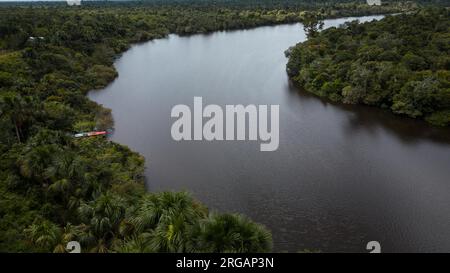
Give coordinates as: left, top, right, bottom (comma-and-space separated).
78, 192, 126, 252
191, 213, 272, 253
0, 93, 34, 143
18, 145, 58, 187
25, 220, 61, 252
131, 192, 206, 252
301, 12, 324, 39
392, 78, 440, 118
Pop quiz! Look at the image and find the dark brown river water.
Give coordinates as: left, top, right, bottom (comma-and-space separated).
89, 15, 450, 252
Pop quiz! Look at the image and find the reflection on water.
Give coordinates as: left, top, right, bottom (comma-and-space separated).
89, 15, 450, 252
289, 82, 450, 145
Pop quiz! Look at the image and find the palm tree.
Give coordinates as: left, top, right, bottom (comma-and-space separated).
0, 92, 34, 143
113, 233, 153, 253
192, 213, 272, 253
46, 152, 86, 183
77, 192, 126, 252
53, 223, 84, 253
18, 145, 56, 187
131, 191, 205, 233
149, 213, 192, 252
46, 152, 87, 221
130, 192, 206, 252
25, 220, 61, 252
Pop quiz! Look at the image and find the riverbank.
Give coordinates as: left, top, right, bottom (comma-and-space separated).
286, 8, 450, 127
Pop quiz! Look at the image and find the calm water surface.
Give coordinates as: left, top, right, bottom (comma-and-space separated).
89, 15, 450, 252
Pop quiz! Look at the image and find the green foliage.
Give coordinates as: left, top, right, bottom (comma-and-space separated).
191, 213, 273, 253
25, 220, 62, 252
287, 8, 450, 126
0, 1, 420, 253
0, 2, 296, 253
86, 65, 118, 89
426, 110, 450, 127
301, 11, 324, 39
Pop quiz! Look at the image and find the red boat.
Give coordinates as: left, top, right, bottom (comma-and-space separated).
74, 131, 108, 138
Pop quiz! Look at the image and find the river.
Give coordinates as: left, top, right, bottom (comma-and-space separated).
89, 15, 450, 252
